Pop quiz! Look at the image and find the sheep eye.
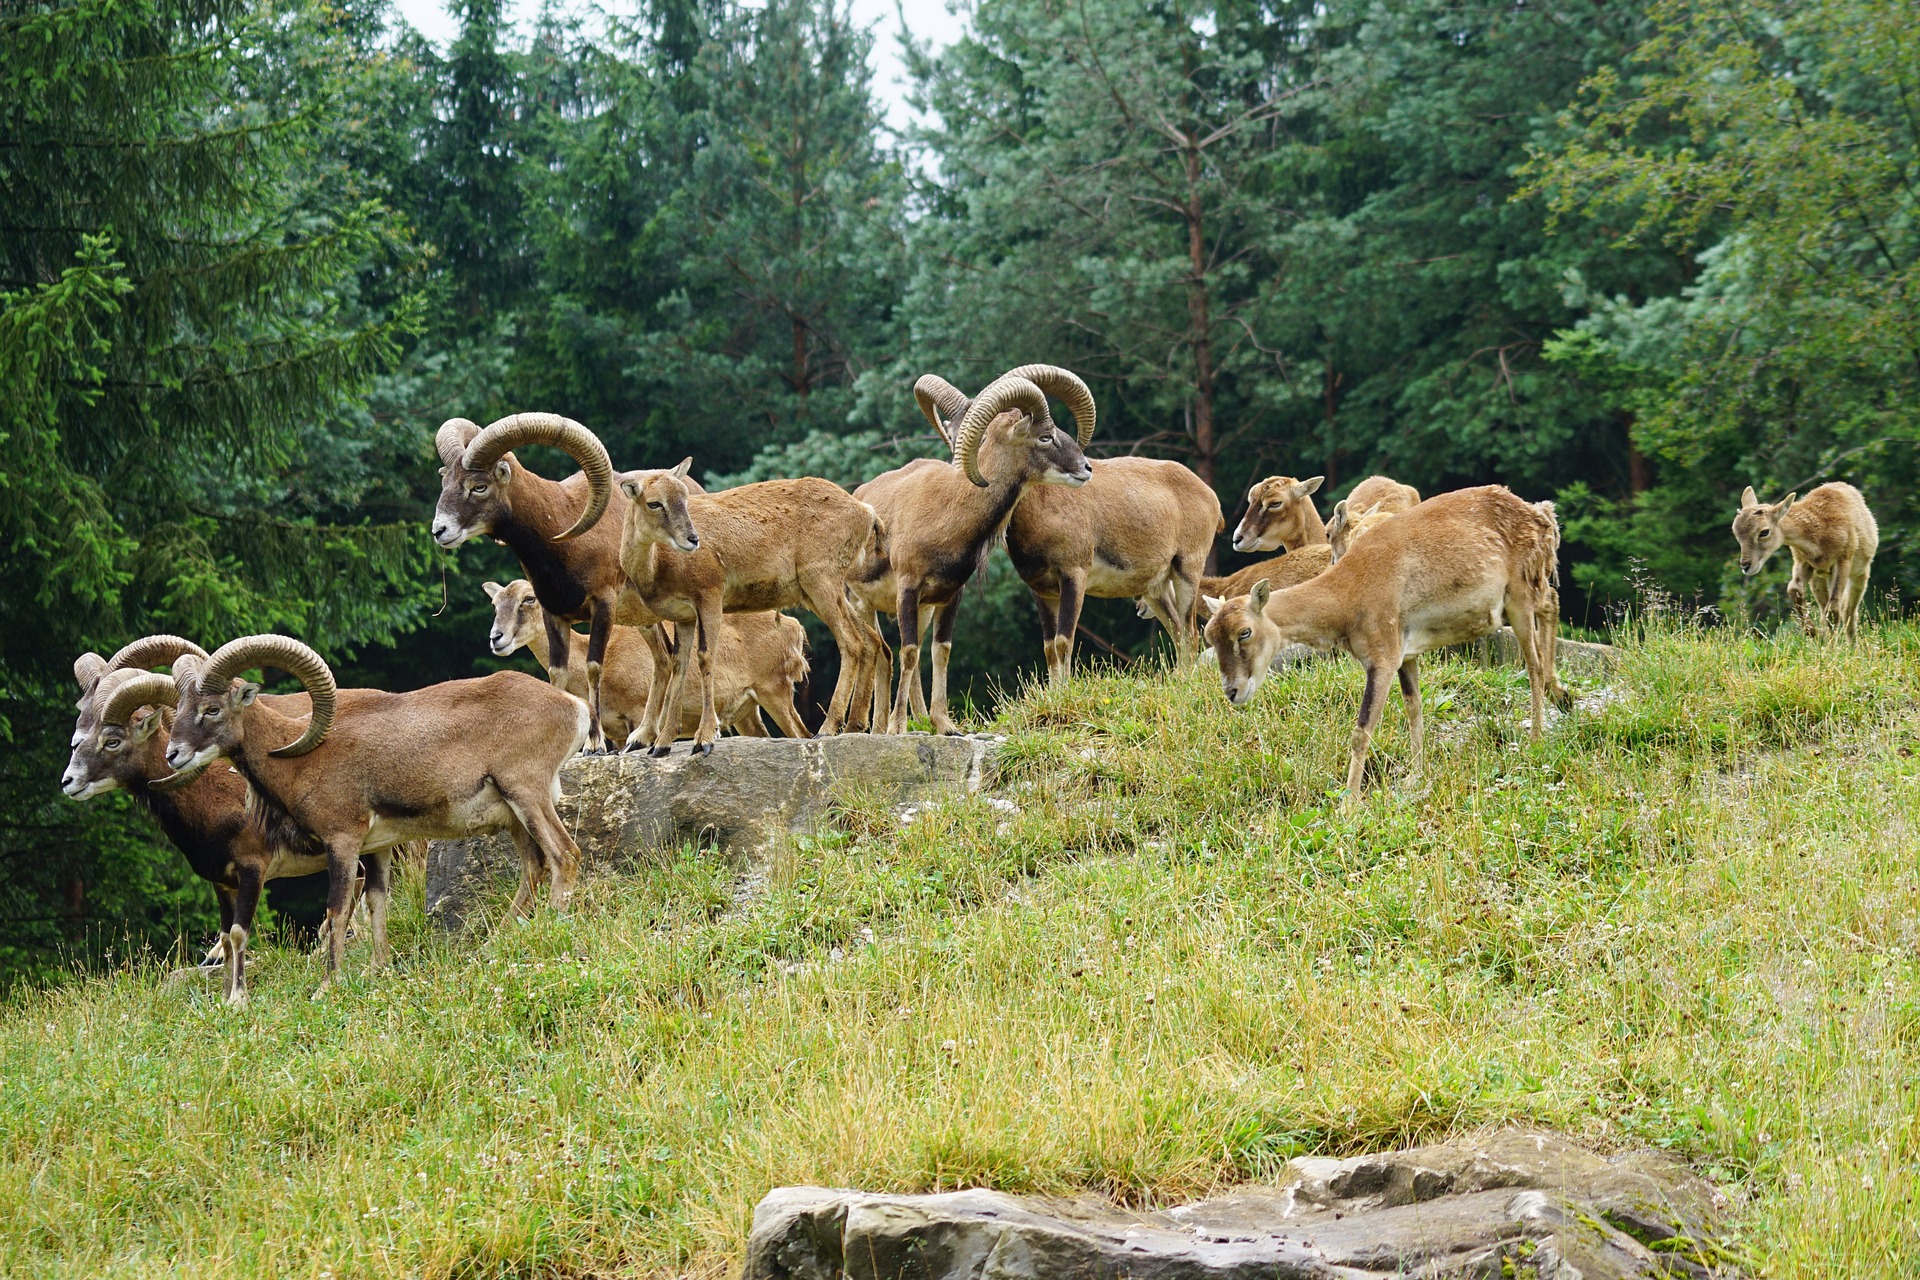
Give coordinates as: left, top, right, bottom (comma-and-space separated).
1238, 628, 1252, 641
104, 737, 122, 750
520, 601, 535, 612
1038, 432, 1054, 445
647, 501, 663, 510
1758, 530, 1770, 539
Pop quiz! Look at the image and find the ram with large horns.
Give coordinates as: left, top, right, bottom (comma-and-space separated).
431, 411, 669, 753
849, 366, 1093, 733
61, 636, 375, 1004
149, 635, 590, 992
1002, 381, 1223, 685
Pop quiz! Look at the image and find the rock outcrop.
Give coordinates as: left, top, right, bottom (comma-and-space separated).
425, 734, 997, 930
744, 1128, 1742, 1279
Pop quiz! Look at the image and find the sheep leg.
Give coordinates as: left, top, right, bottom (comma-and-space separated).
204, 885, 237, 967
929, 595, 961, 736
1821, 557, 1850, 635
1846, 560, 1872, 641
762, 685, 811, 740
1030, 588, 1061, 683
1140, 586, 1182, 663
889, 584, 922, 734
1397, 656, 1423, 775
1346, 660, 1394, 799
859, 601, 893, 738
356, 852, 391, 973
626, 624, 675, 752
511, 790, 581, 913
1169, 570, 1202, 666
225, 866, 263, 1006
808, 575, 879, 734
649, 619, 699, 755
1049, 572, 1087, 686
1786, 555, 1816, 636
316, 837, 362, 992
690, 604, 722, 755
732, 706, 770, 737
581, 601, 614, 753
912, 603, 934, 721
504, 816, 543, 918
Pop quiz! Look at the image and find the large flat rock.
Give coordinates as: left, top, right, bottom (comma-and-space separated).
744, 1128, 1740, 1279
426, 734, 998, 930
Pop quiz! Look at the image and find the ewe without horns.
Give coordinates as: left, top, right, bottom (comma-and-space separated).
159, 633, 589, 992
853, 369, 1093, 734
617, 461, 885, 753
483, 579, 810, 743
432, 411, 659, 754
1205, 485, 1570, 800
1732, 481, 1879, 641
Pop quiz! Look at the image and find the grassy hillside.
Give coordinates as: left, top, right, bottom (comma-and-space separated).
3, 616, 1918, 1277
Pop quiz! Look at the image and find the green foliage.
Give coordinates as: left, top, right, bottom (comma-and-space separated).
1526, 0, 1920, 605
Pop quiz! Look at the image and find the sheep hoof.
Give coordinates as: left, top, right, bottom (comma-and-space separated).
694, 741, 714, 757
648, 745, 671, 758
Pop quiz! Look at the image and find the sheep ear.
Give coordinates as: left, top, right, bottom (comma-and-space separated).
1778, 491, 1797, 516
1202, 594, 1226, 616
1740, 485, 1758, 509
130, 708, 163, 743
1363, 501, 1383, 516
1331, 499, 1348, 521
618, 473, 642, 500
74, 652, 106, 692
1250, 579, 1272, 610
1195, 597, 1216, 626
493, 458, 512, 483
1298, 475, 1325, 497
234, 681, 260, 707
483, 581, 503, 601
672, 457, 693, 479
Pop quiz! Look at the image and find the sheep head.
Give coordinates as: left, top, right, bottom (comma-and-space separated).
484, 579, 544, 657
61, 668, 178, 800
164, 635, 337, 783
616, 458, 701, 553
1732, 485, 1796, 577
1232, 476, 1324, 553
1203, 579, 1280, 706
432, 413, 614, 548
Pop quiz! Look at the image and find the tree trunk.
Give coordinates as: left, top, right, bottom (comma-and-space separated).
1323, 350, 1343, 487
1184, 148, 1215, 492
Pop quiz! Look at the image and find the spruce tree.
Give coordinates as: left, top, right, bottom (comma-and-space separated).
0, 0, 426, 973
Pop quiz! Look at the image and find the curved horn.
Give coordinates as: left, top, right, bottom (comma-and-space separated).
198, 635, 337, 759
105, 634, 208, 676
913, 375, 972, 448
951, 375, 1050, 488
100, 672, 178, 730
436, 417, 480, 466
459, 413, 613, 541
998, 364, 1096, 446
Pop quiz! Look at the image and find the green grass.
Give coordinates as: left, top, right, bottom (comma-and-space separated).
4, 619, 1920, 1277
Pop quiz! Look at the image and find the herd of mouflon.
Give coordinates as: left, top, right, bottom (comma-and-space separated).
59, 365, 1881, 1001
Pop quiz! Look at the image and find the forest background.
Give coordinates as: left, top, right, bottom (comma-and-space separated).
3, 0, 1916, 977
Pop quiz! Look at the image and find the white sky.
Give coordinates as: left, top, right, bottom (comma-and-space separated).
385, 0, 970, 134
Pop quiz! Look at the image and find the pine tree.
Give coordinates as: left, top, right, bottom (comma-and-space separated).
0, 0, 426, 973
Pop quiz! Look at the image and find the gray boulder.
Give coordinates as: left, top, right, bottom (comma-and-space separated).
743, 1128, 1741, 1279
426, 733, 998, 930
